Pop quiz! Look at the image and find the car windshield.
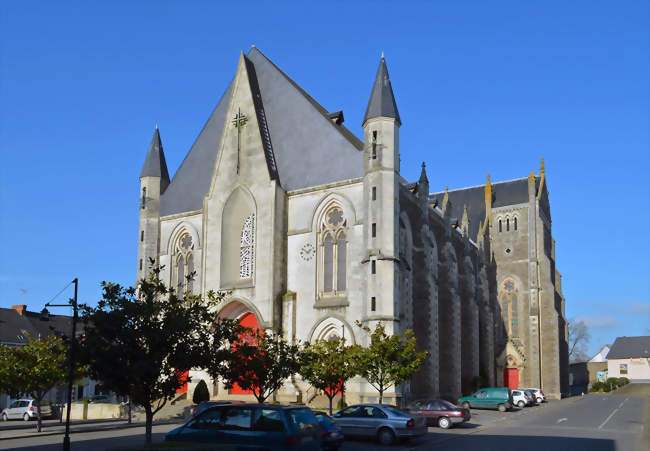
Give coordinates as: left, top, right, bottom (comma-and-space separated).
439, 400, 456, 410
314, 412, 336, 427
382, 406, 407, 417
287, 408, 318, 432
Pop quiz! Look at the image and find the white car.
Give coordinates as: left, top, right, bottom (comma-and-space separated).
511, 390, 533, 408
1, 399, 52, 421
523, 388, 545, 403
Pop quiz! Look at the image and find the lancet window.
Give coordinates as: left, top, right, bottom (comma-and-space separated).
500, 279, 519, 337
239, 214, 255, 279
173, 233, 195, 294
319, 205, 347, 295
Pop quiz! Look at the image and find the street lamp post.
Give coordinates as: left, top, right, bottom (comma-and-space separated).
43, 278, 78, 451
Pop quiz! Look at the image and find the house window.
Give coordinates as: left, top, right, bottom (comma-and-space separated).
514, 217, 518, 231
506, 218, 510, 232
140, 230, 144, 242
141, 187, 146, 209
499, 219, 502, 233
139, 259, 142, 271
372, 186, 376, 201
319, 205, 347, 295
240, 215, 255, 279
371, 297, 376, 311
372, 223, 376, 238
371, 260, 376, 274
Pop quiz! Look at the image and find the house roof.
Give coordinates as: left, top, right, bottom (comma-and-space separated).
158, 47, 365, 216
606, 336, 650, 359
0, 307, 77, 346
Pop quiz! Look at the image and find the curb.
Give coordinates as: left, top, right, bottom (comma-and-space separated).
0, 419, 184, 441
0, 418, 124, 432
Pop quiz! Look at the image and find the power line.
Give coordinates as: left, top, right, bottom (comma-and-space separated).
44, 280, 74, 306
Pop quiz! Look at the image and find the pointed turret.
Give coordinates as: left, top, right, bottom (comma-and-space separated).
140, 127, 170, 191
362, 55, 401, 127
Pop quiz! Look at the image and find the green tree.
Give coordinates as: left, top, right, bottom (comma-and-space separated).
219, 329, 301, 403
192, 379, 210, 405
0, 334, 72, 432
79, 267, 238, 444
300, 337, 356, 415
354, 321, 427, 404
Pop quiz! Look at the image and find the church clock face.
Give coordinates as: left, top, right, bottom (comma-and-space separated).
300, 243, 316, 261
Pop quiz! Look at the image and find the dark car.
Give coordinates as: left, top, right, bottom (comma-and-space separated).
332, 404, 426, 445
405, 399, 470, 429
166, 403, 321, 450
192, 400, 246, 416
313, 411, 344, 451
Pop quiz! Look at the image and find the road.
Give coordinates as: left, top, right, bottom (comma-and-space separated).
1, 385, 647, 451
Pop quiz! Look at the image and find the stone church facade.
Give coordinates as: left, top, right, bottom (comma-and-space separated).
136, 48, 569, 402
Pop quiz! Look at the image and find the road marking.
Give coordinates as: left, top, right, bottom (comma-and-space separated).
598, 408, 619, 430
556, 418, 567, 424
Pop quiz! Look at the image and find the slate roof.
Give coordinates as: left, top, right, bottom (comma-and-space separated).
429, 177, 533, 240
158, 48, 365, 217
363, 56, 401, 126
606, 336, 650, 359
140, 128, 170, 183
0, 307, 76, 346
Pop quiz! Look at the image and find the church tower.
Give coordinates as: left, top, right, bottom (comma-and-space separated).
362, 54, 401, 335
137, 127, 170, 280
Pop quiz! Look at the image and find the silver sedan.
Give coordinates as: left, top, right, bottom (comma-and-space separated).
331, 403, 427, 445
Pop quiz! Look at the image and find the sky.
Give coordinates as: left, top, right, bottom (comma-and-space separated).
0, 1, 648, 356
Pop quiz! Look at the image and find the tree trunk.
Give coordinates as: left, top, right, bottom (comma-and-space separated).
328, 395, 333, 416
145, 405, 153, 444
378, 382, 383, 404
36, 394, 42, 433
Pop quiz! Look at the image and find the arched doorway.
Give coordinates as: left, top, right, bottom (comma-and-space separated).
217, 301, 264, 396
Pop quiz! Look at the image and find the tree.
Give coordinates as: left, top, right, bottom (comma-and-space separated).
568, 318, 591, 362
79, 267, 238, 444
192, 379, 210, 405
0, 334, 72, 432
219, 329, 301, 403
354, 321, 427, 404
300, 337, 356, 415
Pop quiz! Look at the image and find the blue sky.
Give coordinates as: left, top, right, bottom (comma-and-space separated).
1, 1, 648, 356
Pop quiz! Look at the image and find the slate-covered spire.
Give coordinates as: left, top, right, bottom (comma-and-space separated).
362, 54, 401, 126
140, 126, 170, 184
419, 162, 429, 185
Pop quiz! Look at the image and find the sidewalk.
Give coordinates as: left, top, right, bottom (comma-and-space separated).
0, 418, 184, 441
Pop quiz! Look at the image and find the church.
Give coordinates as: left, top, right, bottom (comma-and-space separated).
137, 47, 570, 403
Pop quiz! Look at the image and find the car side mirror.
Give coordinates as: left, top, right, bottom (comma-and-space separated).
333, 413, 340, 418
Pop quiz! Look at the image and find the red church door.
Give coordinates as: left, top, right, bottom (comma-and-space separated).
504, 368, 519, 390
230, 312, 262, 395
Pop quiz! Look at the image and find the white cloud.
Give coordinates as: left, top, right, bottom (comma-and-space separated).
574, 314, 622, 329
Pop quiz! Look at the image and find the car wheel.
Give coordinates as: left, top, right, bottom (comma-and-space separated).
438, 416, 451, 429
498, 403, 507, 412
537, 399, 543, 404
462, 402, 471, 410
377, 427, 395, 446
1, 414, 7, 422
517, 401, 525, 408
23, 413, 30, 421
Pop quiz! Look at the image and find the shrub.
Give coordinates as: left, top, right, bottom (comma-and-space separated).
192, 380, 210, 405
589, 382, 603, 392
603, 383, 611, 392
606, 377, 619, 386
618, 377, 630, 386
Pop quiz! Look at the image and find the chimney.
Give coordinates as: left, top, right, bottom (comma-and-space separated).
12, 304, 27, 316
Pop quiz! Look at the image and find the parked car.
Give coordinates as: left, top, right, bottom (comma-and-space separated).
523, 388, 545, 403
405, 399, 470, 429
1, 399, 53, 421
90, 395, 112, 403
313, 411, 344, 451
331, 404, 426, 445
192, 400, 246, 416
523, 389, 539, 405
511, 390, 533, 408
166, 403, 321, 450
458, 388, 513, 412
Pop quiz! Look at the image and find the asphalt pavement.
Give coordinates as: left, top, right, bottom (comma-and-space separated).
0, 386, 647, 451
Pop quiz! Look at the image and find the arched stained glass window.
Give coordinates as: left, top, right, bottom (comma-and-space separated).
319, 204, 347, 295
172, 232, 195, 294
187, 254, 194, 293
176, 255, 185, 294
240, 214, 255, 279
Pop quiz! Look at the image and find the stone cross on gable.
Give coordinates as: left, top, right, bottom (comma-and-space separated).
232, 108, 248, 174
